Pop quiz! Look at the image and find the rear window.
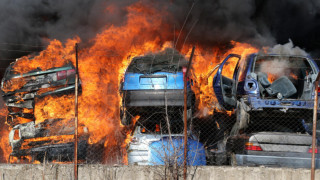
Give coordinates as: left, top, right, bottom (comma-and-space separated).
135, 117, 183, 134
253, 56, 312, 82
126, 48, 187, 74
245, 115, 310, 134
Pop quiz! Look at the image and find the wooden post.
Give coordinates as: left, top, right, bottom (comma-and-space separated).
311, 73, 320, 180
183, 46, 195, 180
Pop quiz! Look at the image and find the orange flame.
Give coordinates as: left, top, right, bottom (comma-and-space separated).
0, 105, 11, 163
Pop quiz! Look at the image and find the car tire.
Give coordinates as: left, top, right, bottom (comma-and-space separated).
120, 106, 131, 126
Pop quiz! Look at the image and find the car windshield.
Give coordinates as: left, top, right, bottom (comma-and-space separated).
126, 48, 187, 74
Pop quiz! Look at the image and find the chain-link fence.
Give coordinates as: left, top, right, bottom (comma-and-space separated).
1, 44, 320, 180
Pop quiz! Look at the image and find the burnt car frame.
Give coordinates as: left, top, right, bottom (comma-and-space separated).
9, 120, 88, 162
213, 53, 319, 134
207, 53, 320, 166
1, 62, 80, 126
1, 60, 84, 162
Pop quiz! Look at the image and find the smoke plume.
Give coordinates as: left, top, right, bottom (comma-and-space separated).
259, 40, 309, 80
0, 0, 320, 72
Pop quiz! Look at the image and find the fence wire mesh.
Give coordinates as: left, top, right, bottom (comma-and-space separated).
0, 48, 320, 176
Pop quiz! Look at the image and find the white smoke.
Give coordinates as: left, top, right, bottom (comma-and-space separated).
259, 40, 308, 79
259, 59, 290, 78
268, 40, 308, 56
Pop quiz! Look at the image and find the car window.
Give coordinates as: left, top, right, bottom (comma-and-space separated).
237, 55, 251, 82
221, 57, 239, 79
253, 56, 312, 83
245, 118, 308, 134
136, 119, 183, 134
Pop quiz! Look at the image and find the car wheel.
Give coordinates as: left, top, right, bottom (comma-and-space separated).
229, 153, 237, 166
120, 106, 131, 126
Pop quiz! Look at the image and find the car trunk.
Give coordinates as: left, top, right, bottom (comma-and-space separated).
249, 132, 312, 153
123, 72, 184, 90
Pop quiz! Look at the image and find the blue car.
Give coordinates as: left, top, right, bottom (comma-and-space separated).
120, 48, 195, 125
213, 53, 319, 134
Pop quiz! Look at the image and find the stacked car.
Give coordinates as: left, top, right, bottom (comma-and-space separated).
121, 48, 206, 165
1, 60, 88, 162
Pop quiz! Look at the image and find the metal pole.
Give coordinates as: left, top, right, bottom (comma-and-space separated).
74, 43, 79, 180
183, 46, 195, 180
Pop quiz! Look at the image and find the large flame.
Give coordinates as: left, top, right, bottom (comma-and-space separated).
0, 2, 259, 163
0, 101, 10, 163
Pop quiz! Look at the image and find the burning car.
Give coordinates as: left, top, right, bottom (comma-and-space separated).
1, 59, 86, 162
212, 53, 319, 134
120, 48, 195, 125
1, 61, 79, 126
8, 119, 89, 162
127, 116, 206, 166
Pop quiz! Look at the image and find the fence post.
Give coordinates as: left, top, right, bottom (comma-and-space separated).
311, 73, 320, 180
74, 43, 79, 180
183, 46, 195, 180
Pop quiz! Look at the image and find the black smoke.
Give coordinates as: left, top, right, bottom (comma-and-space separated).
0, 0, 135, 76
1, 0, 320, 75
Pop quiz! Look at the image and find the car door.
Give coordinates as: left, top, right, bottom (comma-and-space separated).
213, 54, 241, 111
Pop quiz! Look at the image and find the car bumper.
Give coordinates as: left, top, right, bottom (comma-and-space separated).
236, 154, 320, 168
122, 90, 193, 107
